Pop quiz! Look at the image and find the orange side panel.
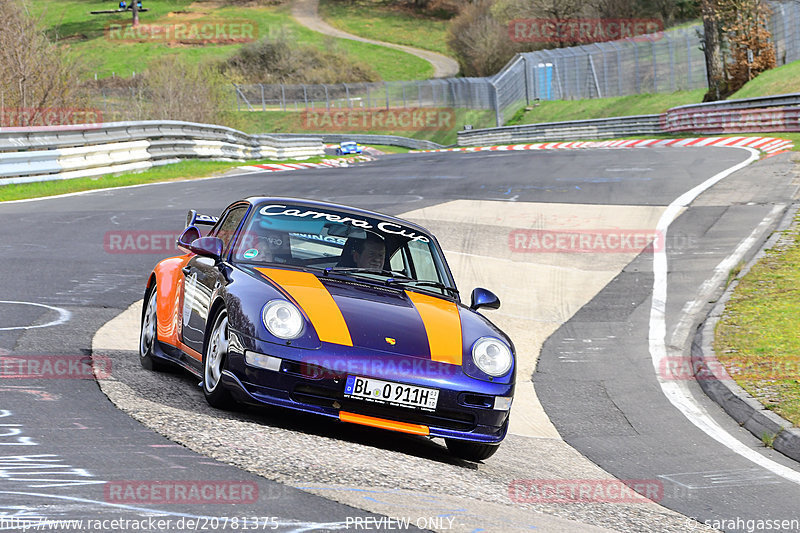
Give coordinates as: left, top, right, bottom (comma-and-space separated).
406, 291, 463, 366
339, 411, 430, 436
179, 341, 203, 362
254, 267, 353, 347
153, 255, 192, 353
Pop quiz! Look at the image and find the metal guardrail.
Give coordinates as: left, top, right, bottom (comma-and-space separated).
270, 133, 444, 151
0, 121, 324, 185
457, 92, 800, 146
457, 114, 662, 146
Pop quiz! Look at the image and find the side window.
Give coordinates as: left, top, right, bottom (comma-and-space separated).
389, 247, 408, 274
407, 240, 440, 282
214, 206, 248, 255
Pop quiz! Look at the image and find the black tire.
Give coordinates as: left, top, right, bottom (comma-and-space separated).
139, 285, 168, 371
202, 308, 236, 409
445, 439, 500, 461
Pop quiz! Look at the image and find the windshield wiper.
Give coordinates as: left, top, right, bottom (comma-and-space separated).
322, 267, 412, 280
385, 278, 459, 297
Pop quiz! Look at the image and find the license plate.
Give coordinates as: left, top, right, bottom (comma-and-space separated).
344, 375, 439, 411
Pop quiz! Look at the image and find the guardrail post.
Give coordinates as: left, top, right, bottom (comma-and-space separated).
281, 85, 286, 112
260, 84, 265, 112
344, 83, 350, 108
324, 85, 330, 110
385, 82, 390, 110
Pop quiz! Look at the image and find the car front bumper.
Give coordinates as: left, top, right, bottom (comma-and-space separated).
222, 337, 513, 444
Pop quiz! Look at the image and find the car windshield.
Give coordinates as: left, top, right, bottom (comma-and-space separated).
232, 203, 455, 296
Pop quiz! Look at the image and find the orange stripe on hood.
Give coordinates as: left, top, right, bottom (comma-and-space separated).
255, 267, 353, 347
406, 291, 462, 365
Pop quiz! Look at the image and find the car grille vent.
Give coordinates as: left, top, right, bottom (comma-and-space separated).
462, 394, 494, 409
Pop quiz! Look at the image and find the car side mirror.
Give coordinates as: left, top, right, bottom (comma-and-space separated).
187, 236, 224, 261
177, 226, 201, 252
470, 288, 500, 311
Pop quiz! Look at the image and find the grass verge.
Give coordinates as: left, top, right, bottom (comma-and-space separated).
32, 0, 432, 81
318, 0, 452, 57
0, 155, 337, 202
507, 90, 707, 125
714, 203, 800, 427
731, 60, 800, 99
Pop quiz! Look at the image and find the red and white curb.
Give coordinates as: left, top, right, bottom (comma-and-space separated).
238, 155, 374, 173
412, 136, 794, 157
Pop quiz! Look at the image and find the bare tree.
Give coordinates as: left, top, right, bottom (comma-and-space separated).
0, 0, 84, 125
144, 56, 229, 124
701, 0, 725, 101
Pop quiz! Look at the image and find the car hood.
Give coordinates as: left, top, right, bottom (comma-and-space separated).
254, 267, 463, 365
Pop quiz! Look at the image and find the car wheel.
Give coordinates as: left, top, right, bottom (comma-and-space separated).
139, 286, 168, 371
445, 439, 500, 461
202, 309, 236, 409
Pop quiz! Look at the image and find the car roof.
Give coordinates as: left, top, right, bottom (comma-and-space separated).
241, 197, 433, 236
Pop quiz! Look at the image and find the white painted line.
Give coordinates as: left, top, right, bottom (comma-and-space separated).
0, 301, 71, 331
649, 146, 800, 484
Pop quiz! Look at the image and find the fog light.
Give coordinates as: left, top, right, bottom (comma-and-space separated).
493, 396, 513, 411
245, 350, 281, 371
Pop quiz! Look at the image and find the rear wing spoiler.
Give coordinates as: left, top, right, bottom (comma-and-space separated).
186, 210, 218, 227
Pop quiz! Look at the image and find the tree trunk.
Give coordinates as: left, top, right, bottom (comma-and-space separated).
132, 3, 140, 28
702, 0, 725, 101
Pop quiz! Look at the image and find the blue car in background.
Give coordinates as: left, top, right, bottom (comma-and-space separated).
336, 141, 363, 155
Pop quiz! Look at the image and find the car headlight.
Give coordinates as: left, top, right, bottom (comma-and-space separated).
471, 337, 512, 377
262, 300, 304, 340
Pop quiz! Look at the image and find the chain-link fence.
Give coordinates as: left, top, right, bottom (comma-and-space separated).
232, 79, 494, 112
233, 1, 800, 127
